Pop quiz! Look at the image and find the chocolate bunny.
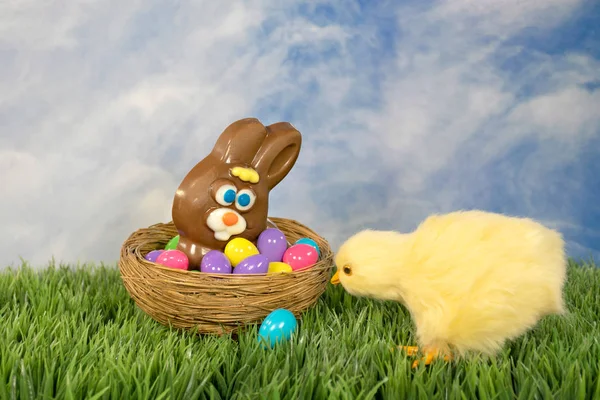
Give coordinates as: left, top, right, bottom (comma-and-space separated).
172, 118, 302, 268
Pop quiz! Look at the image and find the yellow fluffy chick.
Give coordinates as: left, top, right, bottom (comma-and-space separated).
331, 210, 567, 368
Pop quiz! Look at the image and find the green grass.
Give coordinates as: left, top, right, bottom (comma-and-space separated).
1, 260, 599, 400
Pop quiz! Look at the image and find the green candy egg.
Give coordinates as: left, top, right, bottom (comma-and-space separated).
165, 235, 180, 250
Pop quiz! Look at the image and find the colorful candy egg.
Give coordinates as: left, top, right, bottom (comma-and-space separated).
268, 262, 293, 274
233, 254, 269, 274
156, 249, 189, 270
258, 308, 298, 349
165, 235, 180, 250
145, 249, 164, 262
295, 237, 320, 256
282, 244, 319, 271
224, 237, 260, 266
257, 228, 288, 263
200, 250, 232, 274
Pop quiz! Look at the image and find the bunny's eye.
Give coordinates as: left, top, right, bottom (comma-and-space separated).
215, 184, 237, 206
235, 189, 256, 211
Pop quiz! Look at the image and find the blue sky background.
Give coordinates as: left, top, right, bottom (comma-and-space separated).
1, 0, 599, 269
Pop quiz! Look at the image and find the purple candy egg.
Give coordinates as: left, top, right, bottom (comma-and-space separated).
233, 254, 269, 275
200, 250, 232, 274
257, 228, 288, 263
145, 250, 164, 262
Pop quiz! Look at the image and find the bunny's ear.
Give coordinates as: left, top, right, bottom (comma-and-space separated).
252, 122, 302, 190
211, 118, 268, 164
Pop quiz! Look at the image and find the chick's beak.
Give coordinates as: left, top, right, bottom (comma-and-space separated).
330, 270, 340, 285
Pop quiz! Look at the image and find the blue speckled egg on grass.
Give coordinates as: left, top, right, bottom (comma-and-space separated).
258, 308, 298, 349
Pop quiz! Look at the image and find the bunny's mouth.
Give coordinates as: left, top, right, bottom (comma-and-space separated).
206, 208, 247, 241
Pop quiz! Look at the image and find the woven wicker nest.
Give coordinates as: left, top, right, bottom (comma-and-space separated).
119, 217, 334, 335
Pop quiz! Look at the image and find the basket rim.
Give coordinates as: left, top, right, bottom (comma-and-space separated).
119, 216, 335, 279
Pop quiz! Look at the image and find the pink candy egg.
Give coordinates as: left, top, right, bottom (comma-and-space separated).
282, 244, 319, 271
156, 249, 189, 270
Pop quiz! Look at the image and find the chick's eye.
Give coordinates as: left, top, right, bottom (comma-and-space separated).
235, 189, 256, 211
343, 265, 352, 275
215, 184, 237, 206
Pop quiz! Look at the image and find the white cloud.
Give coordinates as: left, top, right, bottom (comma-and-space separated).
1, 0, 598, 268
0, 0, 88, 50
431, 0, 582, 37
510, 86, 600, 140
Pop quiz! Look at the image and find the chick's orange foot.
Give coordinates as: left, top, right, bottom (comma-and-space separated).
397, 345, 452, 368
399, 345, 419, 356
411, 349, 452, 369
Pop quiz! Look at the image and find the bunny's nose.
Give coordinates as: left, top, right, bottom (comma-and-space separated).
222, 212, 239, 226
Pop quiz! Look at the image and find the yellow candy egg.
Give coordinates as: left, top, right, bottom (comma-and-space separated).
224, 238, 259, 266
268, 262, 293, 274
